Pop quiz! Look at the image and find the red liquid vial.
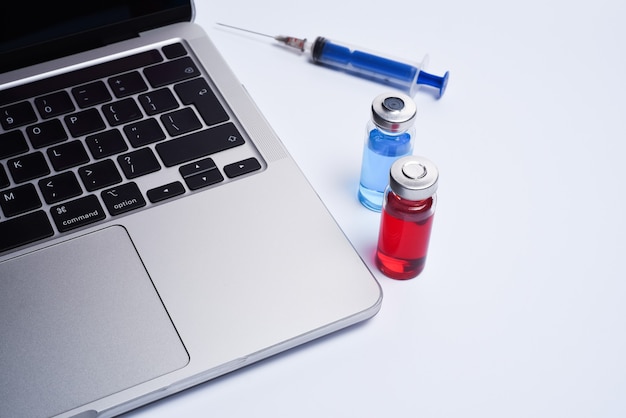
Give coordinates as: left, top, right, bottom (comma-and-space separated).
376, 156, 438, 280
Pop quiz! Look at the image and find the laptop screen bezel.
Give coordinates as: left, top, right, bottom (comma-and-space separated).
0, 0, 193, 74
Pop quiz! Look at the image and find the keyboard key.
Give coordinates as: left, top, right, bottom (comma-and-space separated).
0, 130, 29, 159
179, 156, 223, 190
65, 108, 106, 137
50, 195, 106, 232
78, 159, 122, 191
38, 171, 83, 204
0, 165, 8, 189
178, 158, 224, 190
224, 158, 262, 178
147, 181, 185, 203
7, 151, 50, 183
26, 119, 68, 149
160, 107, 202, 136
184, 169, 224, 191
144, 57, 200, 88
138, 88, 179, 115
102, 98, 142, 126
47, 140, 90, 171
85, 129, 128, 159
156, 122, 245, 167
108, 71, 148, 98
162, 43, 188, 59
174, 78, 229, 126
0, 183, 42, 217
72, 81, 112, 108
0, 211, 54, 253
1, 101, 37, 130
117, 148, 161, 179
101, 182, 146, 216
34, 91, 75, 118
179, 157, 216, 178
123, 118, 165, 147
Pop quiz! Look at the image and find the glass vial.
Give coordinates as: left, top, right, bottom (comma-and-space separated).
358, 92, 417, 212
376, 155, 439, 280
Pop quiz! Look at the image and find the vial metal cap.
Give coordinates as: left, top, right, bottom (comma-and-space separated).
371, 92, 417, 133
389, 155, 439, 201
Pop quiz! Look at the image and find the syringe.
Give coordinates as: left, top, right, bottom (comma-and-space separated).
217, 23, 449, 98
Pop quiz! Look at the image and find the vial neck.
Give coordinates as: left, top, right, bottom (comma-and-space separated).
387, 191, 434, 212
368, 127, 413, 156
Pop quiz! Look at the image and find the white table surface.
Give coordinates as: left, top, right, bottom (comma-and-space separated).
125, 1, 626, 416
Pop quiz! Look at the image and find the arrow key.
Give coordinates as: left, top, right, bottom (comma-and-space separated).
179, 157, 216, 178
184, 169, 223, 191
147, 181, 185, 203
224, 157, 262, 179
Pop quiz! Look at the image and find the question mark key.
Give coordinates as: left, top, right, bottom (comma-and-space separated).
117, 148, 161, 179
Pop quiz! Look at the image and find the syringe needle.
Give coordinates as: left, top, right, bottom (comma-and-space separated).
216, 22, 308, 52
216, 23, 275, 39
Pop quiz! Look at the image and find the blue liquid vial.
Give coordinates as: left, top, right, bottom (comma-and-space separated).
358, 92, 417, 211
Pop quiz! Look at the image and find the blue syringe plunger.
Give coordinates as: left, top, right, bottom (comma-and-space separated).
417, 70, 449, 98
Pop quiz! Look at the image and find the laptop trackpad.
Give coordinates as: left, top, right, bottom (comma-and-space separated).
0, 226, 189, 417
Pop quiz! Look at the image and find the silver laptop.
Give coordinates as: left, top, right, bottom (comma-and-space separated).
0, 2, 382, 416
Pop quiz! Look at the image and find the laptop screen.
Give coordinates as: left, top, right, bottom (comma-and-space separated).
0, 0, 192, 73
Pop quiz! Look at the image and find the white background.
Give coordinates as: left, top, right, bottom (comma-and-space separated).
126, 0, 626, 416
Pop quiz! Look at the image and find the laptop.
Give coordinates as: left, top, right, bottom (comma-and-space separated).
0, 2, 382, 416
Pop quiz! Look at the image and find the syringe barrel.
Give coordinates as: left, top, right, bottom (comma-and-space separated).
310, 37, 426, 96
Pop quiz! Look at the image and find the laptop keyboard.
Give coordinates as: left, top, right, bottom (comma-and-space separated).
0, 42, 262, 253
